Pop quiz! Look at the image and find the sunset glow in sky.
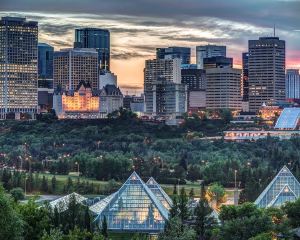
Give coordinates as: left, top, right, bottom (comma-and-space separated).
1, 0, 300, 93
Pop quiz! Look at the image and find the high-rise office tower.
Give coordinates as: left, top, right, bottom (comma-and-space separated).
248, 37, 285, 112
242, 52, 249, 101
74, 28, 110, 71
156, 47, 191, 64
203, 56, 233, 69
53, 48, 98, 91
196, 45, 226, 69
0, 17, 38, 119
144, 59, 182, 86
38, 43, 54, 112
38, 43, 54, 81
206, 67, 242, 110
144, 58, 187, 116
181, 69, 206, 111
286, 69, 300, 100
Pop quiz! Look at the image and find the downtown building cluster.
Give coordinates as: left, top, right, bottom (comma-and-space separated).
0, 16, 123, 120
0, 16, 299, 121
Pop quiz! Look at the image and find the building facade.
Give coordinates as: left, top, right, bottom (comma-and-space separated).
99, 71, 117, 89
286, 69, 300, 100
196, 45, 226, 69
0, 17, 38, 119
156, 47, 191, 64
248, 37, 286, 112
181, 68, 206, 111
38, 43, 54, 112
74, 28, 110, 71
144, 59, 182, 86
144, 78, 187, 116
242, 52, 249, 101
206, 67, 242, 110
53, 48, 98, 91
203, 56, 233, 69
99, 84, 123, 114
53, 81, 102, 119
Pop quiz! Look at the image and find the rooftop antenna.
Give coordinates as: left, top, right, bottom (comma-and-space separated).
273, 24, 276, 37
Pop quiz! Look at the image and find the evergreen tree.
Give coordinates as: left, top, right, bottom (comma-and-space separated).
51, 176, 57, 193
101, 216, 108, 239
173, 184, 177, 195
189, 188, 195, 199
41, 176, 48, 193
84, 206, 91, 231
194, 196, 217, 240
170, 195, 179, 218
178, 187, 189, 222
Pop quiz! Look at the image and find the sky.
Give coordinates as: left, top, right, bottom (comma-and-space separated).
1, 0, 300, 94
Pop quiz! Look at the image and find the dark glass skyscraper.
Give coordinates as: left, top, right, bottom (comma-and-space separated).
38, 43, 54, 80
0, 17, 38, 119
242, 52, 249, 101
156, 47, 191, 64
74, 28, 110, 71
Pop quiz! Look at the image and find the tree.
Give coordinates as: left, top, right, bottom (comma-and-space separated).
189, 188, 195, 199
41, 175, 48, 192
178, 187, 189, 222
158, 217, 196, 240
0, 186, 24, 240
248, 232, 273, 240
207, 183, 226, 207
170, 195, 179, 218
194, 197, 217, 240
51, 175, 57, 193
41, 229, 64, 240
10, 187, 25, 201
101, 216, 108, 239
18, 199, 51, 240
218, 203, 273, 240
283, 198, 300, 228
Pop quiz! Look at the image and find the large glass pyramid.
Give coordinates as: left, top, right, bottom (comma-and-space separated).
255, 166, 300, 208
146, 177, 173, 210
94, 172, 169, 233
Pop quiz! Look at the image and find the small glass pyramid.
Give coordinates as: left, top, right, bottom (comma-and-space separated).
146, 177, 173, 210
255, 166, 300, 208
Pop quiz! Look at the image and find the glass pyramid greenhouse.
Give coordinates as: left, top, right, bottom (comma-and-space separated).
255, 166, 300, 208
146, 177, 173, 210
94, 172, 169, 233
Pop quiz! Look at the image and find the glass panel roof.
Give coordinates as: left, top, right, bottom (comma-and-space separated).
275, 108, 300, 130
94, 172, 169, 232
50, 192, 87, 213
146, 177, 173, 210
255, 166, 300, 208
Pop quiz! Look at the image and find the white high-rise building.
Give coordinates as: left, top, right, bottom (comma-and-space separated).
196, 45, 226, 69
286, 69, 300, 100
144, 58, 181, 86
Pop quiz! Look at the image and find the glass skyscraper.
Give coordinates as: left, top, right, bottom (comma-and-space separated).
156, 47, 191, 65
74, 28, 110, 71
0, 17, 38, 119
196, 45, 226, 69
38, 43, 54, 88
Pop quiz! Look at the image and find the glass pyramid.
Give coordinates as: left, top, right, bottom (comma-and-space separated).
146, 177, 173, 210
94, 172, 169, 233
255, 166, 300, 208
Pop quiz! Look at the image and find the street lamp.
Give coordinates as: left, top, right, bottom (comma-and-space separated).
75, 162, 80, 177
234, 170, 238, 189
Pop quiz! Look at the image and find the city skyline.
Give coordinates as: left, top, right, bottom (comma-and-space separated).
1, 0, 300, 93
